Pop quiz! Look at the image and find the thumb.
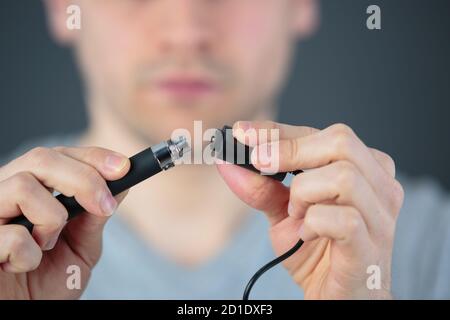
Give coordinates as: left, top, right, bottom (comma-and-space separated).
216, 163, 289, 226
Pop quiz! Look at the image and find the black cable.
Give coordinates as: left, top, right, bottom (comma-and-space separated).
243, 237, 304, 300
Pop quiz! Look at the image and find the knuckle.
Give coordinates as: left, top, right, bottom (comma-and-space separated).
28, 251, 43, 271
374, 149, 396, 176
305, 204, 319, 216
261, 120, 278, 129
14, 239, 42, 271
305, 126, 317, 136
290, 175, 306, 202
52, 145, 66, 153
381, 150, 395, 170
8, 226, 30, 252
50, 210, 68, 230
303, 212, 313, 229
331, 123, 354, 137
264, 121, 280, 142
84, 147, 116, 169
250, 120, 277, 131
83, 146, 103, 161
330, 124, 355, 158
343, 208, 362, 235
28, 146, 56, 165
287, 138, 301, 161
335, 161, 359, 191
290, 174, 302, 190
60, 208, 69, 224
303, 208, 318, 228
11, 172, 36, 195
390, 179, 405, 213
79, 165, 105, 191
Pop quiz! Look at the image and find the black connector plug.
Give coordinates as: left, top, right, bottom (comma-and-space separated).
211, 125, 301, 181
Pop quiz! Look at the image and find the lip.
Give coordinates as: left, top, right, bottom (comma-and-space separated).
154, 76, 218, 98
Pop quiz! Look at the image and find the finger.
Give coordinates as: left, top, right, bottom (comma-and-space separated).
238, 122, 396, 179
300, 204, 370, 256
62, 189, 129, 268
288, 161, 389, 236
2, 147, 122, 217
53, 146, 130, 181
370, 148, 396, 178
64, 189, 129, 238
0, 172, 69, 250
232, 120, 318, 147
252, 124, 399, 210
0, 224, 42, 273
216, 162, 289, 226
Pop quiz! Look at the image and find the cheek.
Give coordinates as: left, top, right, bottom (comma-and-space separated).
76, 5, 143, 97
218, 4, 291, 92
226, 12, 274, 67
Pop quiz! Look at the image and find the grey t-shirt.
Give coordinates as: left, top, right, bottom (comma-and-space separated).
1, 134, 450, 299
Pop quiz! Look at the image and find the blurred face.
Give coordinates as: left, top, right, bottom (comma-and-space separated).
46, 0, 317, 142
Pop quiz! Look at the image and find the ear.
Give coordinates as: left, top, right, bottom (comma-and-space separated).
290, 0, 320, 39
42, 0, 78, 46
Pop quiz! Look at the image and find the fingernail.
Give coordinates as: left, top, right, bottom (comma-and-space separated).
105, 154, 128, 172
100, 192, 117, 216
288, 201, 294, 216
44, 235, 59, 251
237, 121, 251, 132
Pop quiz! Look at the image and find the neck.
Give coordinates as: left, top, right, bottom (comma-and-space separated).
78, 97, 275, 266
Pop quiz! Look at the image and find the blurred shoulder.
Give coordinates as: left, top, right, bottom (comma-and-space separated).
392, 172, 450, 299
0, 133, 81, 166
397, 172, 450, 227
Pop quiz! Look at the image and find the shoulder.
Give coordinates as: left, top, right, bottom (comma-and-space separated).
0, 133, 81, 166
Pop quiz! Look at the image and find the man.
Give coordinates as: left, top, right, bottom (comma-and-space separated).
0, 0, 449, 299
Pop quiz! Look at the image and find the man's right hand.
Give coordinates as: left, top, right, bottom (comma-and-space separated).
0, 146, 130, 299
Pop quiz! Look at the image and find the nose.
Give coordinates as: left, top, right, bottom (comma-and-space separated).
159, 0, 212, 55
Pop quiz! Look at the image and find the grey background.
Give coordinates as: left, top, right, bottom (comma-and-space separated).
1, 1, 449, 188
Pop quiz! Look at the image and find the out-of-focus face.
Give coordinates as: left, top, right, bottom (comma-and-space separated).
46, 0, 317, 143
